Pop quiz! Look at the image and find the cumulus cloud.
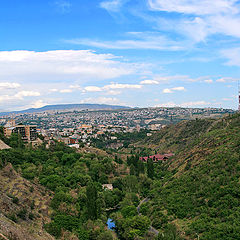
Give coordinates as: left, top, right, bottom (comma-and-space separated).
0, 91, 40, 103
83, 83, 142, 93
84, 86, 102, 92
80, 97, 125, 105
60, 89, 73, 93
104, 83, 142, 90
14, 91, 41, 99
140, 79, 159, 85
162, 86, 185, 93
0, 82, 21, 90
27, 100, 47, 109
0, 50, 135, 84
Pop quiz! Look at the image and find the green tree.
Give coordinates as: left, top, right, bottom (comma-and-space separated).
86, 181, 98, 220
147, 158, 154, 179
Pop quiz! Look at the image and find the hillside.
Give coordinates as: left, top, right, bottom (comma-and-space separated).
135, 113, 240, 239
0, 163, 54, 240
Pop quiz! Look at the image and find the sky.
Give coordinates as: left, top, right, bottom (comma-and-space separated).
0, 0, 240, 111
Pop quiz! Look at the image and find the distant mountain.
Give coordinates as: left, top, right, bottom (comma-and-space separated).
0, 103, 130, 116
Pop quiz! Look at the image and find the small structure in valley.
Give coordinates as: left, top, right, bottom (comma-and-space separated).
139, 153, 174, 163
102, 184, 113, 191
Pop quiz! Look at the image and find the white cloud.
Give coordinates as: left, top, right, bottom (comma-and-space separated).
172, 87, 185, 91
106, 90, 122, 95
221, 48, 240, 66
216, 77, 238, 82
103, 83, 142, 90
204, 79, 213, 83
162, 88, 173, 93
49, 88, 58, 92
0, 50, 134, 83
84, 86, 102, 92
0, 91, 40, 103
80, 97, 124, 105
0, 82, 21, 90
65, 32, 183, 51
27, 100, 47, 109
148, 0, 237, 15
145, 0, 240, 43
162, 86, 185, 93
14, 91, 40, 99
100, 0, 126, 12
60, 89, 73, 93
140, 79, 159, 85
69, 84, 82, 90
83, 83, 142, 93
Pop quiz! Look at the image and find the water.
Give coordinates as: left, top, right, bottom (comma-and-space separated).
107, 218, 116, 230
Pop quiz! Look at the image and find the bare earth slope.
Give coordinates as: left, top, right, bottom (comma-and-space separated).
0, 141, 10, 150
0, 163, 54, 240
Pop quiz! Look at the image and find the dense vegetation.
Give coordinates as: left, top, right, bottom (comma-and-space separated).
137, 113, 240, 239
0, 131, 156, 239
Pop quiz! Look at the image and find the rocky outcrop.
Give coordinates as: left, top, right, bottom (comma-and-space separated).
0, 140, 10, 150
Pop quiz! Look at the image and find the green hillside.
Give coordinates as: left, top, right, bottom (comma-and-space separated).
137, 113, 240, 239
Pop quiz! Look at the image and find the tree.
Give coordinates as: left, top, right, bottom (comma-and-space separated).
147, 158, 154, 179
86, 181, 98, 220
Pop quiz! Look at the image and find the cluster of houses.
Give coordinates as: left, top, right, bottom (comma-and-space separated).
40, 124, 126, 149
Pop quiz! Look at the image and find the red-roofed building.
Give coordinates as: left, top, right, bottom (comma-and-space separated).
139, 153, 174, 163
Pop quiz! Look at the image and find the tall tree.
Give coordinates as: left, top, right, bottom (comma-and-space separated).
86, 181, 98, 219
147, 158, 154, 179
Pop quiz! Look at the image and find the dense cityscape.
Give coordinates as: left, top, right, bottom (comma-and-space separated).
0, 106, 235, 149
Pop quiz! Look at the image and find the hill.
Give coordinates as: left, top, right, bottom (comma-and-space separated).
134, 113, 240, 239
0, 103, 130, 116
0, 163, 54, 240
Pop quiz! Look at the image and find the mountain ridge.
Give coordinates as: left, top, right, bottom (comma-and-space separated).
0, 103, 130, 116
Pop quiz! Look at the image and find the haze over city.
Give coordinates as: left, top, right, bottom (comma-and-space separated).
1, 0, 240, 111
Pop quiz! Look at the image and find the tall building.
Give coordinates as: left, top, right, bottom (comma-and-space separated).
4, 120, 37, 142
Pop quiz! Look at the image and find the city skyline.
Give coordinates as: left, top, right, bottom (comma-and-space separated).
0, 0, 240, 111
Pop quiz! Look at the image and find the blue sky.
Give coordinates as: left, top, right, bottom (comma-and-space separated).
0, 0, 240, 111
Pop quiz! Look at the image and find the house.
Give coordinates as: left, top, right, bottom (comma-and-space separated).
102, 184, 113, 191
139, 153, 174, 163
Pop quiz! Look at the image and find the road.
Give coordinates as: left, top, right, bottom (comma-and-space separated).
137, 197, 159, 236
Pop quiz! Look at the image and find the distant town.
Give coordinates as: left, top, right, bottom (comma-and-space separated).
0, 106, 235, 149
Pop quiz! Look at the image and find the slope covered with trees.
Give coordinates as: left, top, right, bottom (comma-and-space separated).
136, 113, 240, 239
